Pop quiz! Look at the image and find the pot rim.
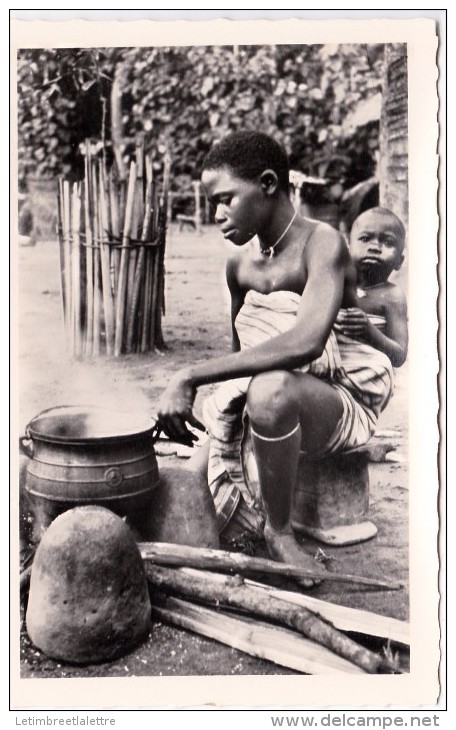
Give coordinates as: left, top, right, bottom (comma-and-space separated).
26, 405, 157, 445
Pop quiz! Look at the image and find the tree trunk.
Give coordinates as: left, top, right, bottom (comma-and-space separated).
379, 44, 408, 230
110, 64, 127, 182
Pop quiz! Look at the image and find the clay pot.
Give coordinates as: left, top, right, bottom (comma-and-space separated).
26, 506, 151, 664
145, 466, 220, 548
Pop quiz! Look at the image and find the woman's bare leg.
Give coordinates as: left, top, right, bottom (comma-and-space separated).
246, 370, 344, 584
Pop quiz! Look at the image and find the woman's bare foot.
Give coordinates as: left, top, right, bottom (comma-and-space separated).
264, 521, 326, 589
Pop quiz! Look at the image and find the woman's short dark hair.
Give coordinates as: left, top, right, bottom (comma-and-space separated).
202, 131, 290, 193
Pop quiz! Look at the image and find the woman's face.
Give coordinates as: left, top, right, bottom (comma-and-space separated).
202, 167, 270, 246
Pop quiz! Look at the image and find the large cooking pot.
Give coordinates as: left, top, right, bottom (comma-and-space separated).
20, 405, 160, 541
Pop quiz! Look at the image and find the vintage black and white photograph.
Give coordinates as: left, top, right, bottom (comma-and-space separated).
11, 13, 441, 711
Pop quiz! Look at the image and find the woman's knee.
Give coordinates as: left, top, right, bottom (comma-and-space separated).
246, 371, 298, 430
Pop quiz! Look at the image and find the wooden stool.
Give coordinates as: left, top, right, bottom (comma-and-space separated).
242, 430, 377, 547
291, 446, 377, 546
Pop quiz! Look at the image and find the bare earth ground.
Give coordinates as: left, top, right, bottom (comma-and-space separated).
16, 225, 409, 678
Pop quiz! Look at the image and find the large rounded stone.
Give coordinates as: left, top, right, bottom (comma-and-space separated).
26, 506, 151, 664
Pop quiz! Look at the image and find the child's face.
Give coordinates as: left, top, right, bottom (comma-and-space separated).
350, 210, 404, 278
201, 167, 271, 245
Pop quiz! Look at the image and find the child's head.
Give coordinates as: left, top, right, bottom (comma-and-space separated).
202, 131, 290, 195
350, 207, 406, 281
201, 132, 290, 245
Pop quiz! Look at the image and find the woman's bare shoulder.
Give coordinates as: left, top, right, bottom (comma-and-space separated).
303, 219, 348, 261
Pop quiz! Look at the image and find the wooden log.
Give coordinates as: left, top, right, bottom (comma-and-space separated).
151, 595, 364, 675
146, 565, 396, 673
245, 577, 410, 646
98, 165, 115, 355
138, 541, 402, 591
114, 162, 137, 356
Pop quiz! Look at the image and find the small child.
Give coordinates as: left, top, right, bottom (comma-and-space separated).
336, 207, 408, 367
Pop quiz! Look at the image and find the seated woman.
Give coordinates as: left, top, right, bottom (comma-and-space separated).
157, 131, 394, 584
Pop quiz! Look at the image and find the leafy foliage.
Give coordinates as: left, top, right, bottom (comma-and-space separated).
17, 44, 384, 193
17, 48, 117, 181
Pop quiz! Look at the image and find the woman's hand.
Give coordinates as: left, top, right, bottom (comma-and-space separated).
156, 371, 205, 446
335, 308, 370, 339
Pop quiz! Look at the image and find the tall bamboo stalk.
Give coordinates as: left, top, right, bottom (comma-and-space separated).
98, 164, 115, 355
57, 179, 67, 328
57, 142, 170, 357
83, 144, 94, 357
114, 162, 137, 356
62, 181, 72, 351
152, 151, 171, 349
91, 162, 101, 357
125, 156, 153, 353
70, 182, 82, 358
108, 169, 121, 312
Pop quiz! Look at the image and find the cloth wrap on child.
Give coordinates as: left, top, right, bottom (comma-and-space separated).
202, 290, 394, 543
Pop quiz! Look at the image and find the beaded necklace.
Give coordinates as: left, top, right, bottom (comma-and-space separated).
259, 210, 297, 258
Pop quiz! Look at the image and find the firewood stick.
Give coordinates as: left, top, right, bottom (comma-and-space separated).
83, 146, 94, 356
98, 165, 115, 355
70, 182, 82, 358
244, 577, 410, 646
114, 161, 137, 356
151, 595, 364, 675
146, 565, 396, 673
138, 542, 403, 590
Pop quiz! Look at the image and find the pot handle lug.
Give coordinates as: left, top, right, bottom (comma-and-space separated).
19, 435, 34, 459
105, 467, 123, 488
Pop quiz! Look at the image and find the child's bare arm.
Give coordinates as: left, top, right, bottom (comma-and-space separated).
380, 287, 408, 366
337, 288, 408, 366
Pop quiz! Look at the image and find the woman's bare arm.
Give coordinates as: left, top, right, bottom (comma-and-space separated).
156, 228, 348, 442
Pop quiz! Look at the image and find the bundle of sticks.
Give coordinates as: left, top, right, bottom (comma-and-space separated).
57, 139, 171, 358
141, 542, 409, 675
